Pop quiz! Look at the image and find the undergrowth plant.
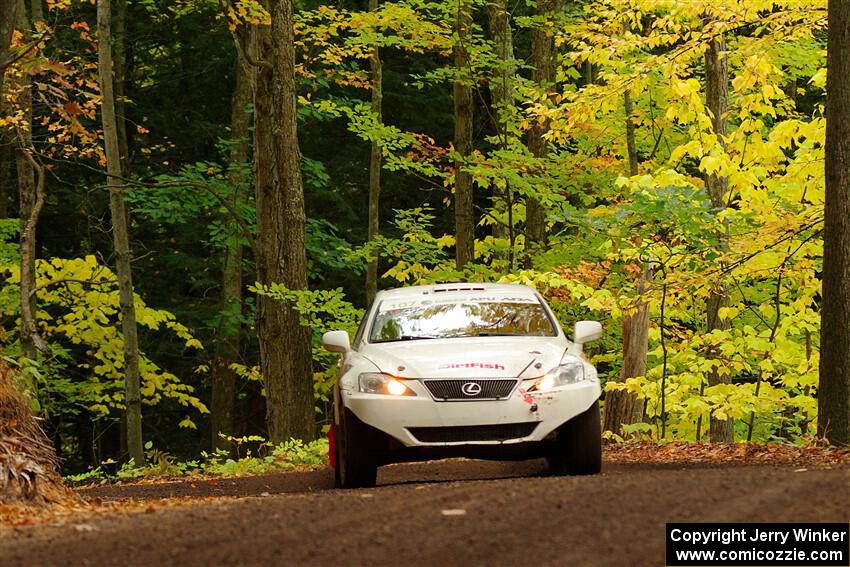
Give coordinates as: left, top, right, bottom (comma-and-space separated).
65, 437, 329, 484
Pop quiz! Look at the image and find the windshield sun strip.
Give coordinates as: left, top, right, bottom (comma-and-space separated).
366, 297, 558, 343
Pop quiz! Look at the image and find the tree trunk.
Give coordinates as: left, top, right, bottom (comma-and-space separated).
365, 0, 382, 305
453, 0, 474, 270
624, 89, 638, 176
819, 0, 850, 446
16, 143, 43, 366
0, 0, 17, 220
704, 30, 733, 443
487, 0, 514, 126
211, 54, 250, 451
14, 0, 36, 361
254, 0, 315, 443
113, 0, 130, 174
526, 0, 562, 255
29, 0, 42, 24
487, 0, 514, 266
97, 0, 145, 465
603, 118, 649, 439
602, 89, 650, 438
604, 260, 650, 435
0, 135, 12, 218
0, 0, 17, 96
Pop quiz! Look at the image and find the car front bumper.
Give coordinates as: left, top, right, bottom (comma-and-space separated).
342, 379, 601, 447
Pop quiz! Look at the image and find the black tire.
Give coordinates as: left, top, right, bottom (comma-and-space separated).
547, 400, 602, 476
333, 424, 342, 488
336, 408, 378, 489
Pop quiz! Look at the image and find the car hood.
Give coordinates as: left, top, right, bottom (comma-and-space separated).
358, 336, 568, 379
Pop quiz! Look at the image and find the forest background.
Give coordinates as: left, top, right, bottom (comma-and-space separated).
0, 0, 845, 475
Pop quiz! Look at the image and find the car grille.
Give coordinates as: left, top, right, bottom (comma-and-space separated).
407, 422, 539, 443
423, 379, 517, 401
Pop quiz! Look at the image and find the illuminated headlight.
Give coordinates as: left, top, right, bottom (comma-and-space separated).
527, 355, 585, 392
358, 373, 416, 396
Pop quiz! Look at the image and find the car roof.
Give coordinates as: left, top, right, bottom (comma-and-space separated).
374, 282, 539, 300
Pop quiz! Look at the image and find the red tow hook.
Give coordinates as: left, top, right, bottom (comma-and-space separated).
518, 387, 538, 413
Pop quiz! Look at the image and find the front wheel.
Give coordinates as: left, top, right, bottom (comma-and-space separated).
335, 409, 378, 489
547, 400, 602, 476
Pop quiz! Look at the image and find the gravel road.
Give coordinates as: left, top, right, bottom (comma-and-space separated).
1, 459, 848, 567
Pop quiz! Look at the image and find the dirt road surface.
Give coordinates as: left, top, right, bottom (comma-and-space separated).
1, 460, 848, 567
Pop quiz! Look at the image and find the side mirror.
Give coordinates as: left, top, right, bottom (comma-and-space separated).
322, 330, 351, 353
574, 320, 602, 345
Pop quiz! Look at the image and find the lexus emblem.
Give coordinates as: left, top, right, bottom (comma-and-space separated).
461, 382, 482, 396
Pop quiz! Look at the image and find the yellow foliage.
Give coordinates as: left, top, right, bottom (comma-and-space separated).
0, 256, 207, 418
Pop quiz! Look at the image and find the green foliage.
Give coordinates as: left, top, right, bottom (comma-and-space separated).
305, 219, 365, 281
361, 207, 457, 285
0, 256, 208, 424
3, 0, 838, 475
251, 284, 364, 409
201, 437, 329, 476
524, 0, 827, 443
0, 220, 20, 266
65, 437, 329, 483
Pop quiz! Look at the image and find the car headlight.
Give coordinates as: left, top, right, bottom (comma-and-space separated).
527, 355, 585, 392
358, 373, 416, 396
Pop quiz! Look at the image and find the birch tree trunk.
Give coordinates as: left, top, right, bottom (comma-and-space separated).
365, 0, 382, 305
453, 0, 474, 269
704, 31, 733, 443
97, 0, 145, 465
819, 0, 850, 446
211, 54, 250, 450
526, 0, 562, 254
254, 0, 315, 443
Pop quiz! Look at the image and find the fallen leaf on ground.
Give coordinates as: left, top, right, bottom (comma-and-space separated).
604, 442, 850, 467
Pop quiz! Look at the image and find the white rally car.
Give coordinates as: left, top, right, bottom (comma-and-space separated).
324, 282, 603, 488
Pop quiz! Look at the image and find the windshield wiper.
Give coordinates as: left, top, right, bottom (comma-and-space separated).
476, 332, 525, 337
376, 335, 440, 343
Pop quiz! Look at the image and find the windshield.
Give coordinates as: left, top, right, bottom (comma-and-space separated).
369, 296, 557, 343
